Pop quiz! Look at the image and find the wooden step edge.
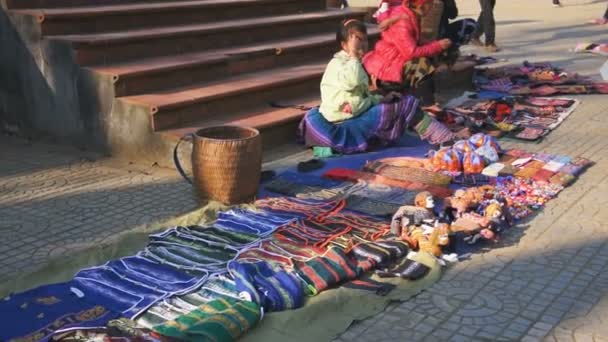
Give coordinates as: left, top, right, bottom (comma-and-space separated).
158, 98, 319, 138
11, 0, 306, 19
119, 64, 325, 112
87, 27, 379, 80
46, 9, 360, 45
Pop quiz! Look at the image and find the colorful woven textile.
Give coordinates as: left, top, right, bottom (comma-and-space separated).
255, 197, 345, 219
323, 168, 453, 198
153, 298, 261, 342
228, 261, 304, 312
320, 214, 390, 243
181, 225, 260, 248
0, 282, 120, 342
363, 160, 452, 186
274, 217, 353, 250
295, 247, 359, 294
343, 194, 403, 218
414, 114, 456, 145
73, 256, 206, 319
215, 208, 295, 237
137, 276, 242, 329
351, 240, 410, 271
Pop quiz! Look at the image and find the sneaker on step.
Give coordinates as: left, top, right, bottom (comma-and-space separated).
485, 44, 500, 53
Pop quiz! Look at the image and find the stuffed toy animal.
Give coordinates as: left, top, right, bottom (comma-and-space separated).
408, 223, 450, 257
391, 191, 438, 236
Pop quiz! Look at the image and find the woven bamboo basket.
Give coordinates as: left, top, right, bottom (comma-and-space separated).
174, 125, 262, 205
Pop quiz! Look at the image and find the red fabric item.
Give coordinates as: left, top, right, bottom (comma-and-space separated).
363, 4, 443, 84
322, 168, 453, 197
404, 0, 433, 5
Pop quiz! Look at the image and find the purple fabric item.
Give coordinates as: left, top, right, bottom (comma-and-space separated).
298, 96, 419, 154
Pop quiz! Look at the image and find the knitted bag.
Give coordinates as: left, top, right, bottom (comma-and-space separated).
295, 247, 359, 294
153, 298, 261, 342
228, 261, 304, 312
352, 240, 410, 268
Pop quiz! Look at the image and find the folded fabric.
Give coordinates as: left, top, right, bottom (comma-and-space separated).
351, 240, 410, 270
228, 261, 304, 312
542, 160, 565, 172
452, 173, 493, 185
295, 247, 359, 294
323, 168, 453, 198
153, 298, 262, 342
515, 127, 545, 140
73, 264, 186, 319
255, 197, 345, 219
363, 160, 452, 186
0, 282, 120, 342
275, 217, 353, 250
559, 157, 593, 176
531, 169, 556, 183
214, 208, 295, 237
344, 194, 403, 218
482, 163, 505, 177
137, 276, 242, 330
549, 172, 576, 187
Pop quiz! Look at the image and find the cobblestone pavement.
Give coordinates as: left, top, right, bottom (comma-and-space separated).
0, 137, 199, 294
337, 0, 608, 341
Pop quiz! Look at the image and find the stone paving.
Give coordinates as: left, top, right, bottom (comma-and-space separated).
0, 136, 200, 295
336, 0, 608, 341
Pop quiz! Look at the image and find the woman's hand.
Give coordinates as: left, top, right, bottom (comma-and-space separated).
438, 38, 453, 50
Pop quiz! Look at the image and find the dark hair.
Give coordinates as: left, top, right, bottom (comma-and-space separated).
336, 19, 367, 47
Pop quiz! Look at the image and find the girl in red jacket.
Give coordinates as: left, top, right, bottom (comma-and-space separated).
363, 0, 452, 106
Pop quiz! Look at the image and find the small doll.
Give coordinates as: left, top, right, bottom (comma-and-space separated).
408, 222, 459, 264
391, 191, 437, 243
463, 202, 508, 244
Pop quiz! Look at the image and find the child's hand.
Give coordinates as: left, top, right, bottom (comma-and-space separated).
439, 38, 452, 50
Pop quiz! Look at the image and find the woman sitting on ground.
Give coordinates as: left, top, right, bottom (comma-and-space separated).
363, 0, 452, 106
298, 19, 455, 154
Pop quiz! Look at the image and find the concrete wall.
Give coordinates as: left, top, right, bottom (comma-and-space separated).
0, 4, 114, 151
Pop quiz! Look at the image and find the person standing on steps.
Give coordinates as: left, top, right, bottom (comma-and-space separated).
470, 0, 499, 53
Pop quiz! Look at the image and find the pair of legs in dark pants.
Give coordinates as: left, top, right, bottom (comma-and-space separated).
474, 0, 496, 46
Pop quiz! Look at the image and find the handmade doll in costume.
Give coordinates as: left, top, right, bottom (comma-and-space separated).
463, 202, 509, 244
408, 222, 458, 264
390, 191, 437, 238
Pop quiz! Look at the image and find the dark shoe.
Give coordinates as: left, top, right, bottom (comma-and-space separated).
297, 158, 325, 173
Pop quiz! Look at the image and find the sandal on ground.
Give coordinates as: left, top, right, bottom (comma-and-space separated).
297, 159, 325, 173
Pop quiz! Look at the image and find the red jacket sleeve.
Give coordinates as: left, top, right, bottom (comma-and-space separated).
384, 19, 443, 60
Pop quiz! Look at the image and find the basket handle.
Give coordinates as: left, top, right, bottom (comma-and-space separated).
173, 133, 194, 184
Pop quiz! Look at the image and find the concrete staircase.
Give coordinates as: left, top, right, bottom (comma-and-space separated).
3, 0, 375, 166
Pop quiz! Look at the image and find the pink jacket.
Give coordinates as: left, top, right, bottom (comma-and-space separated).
363, 5, 443, 84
